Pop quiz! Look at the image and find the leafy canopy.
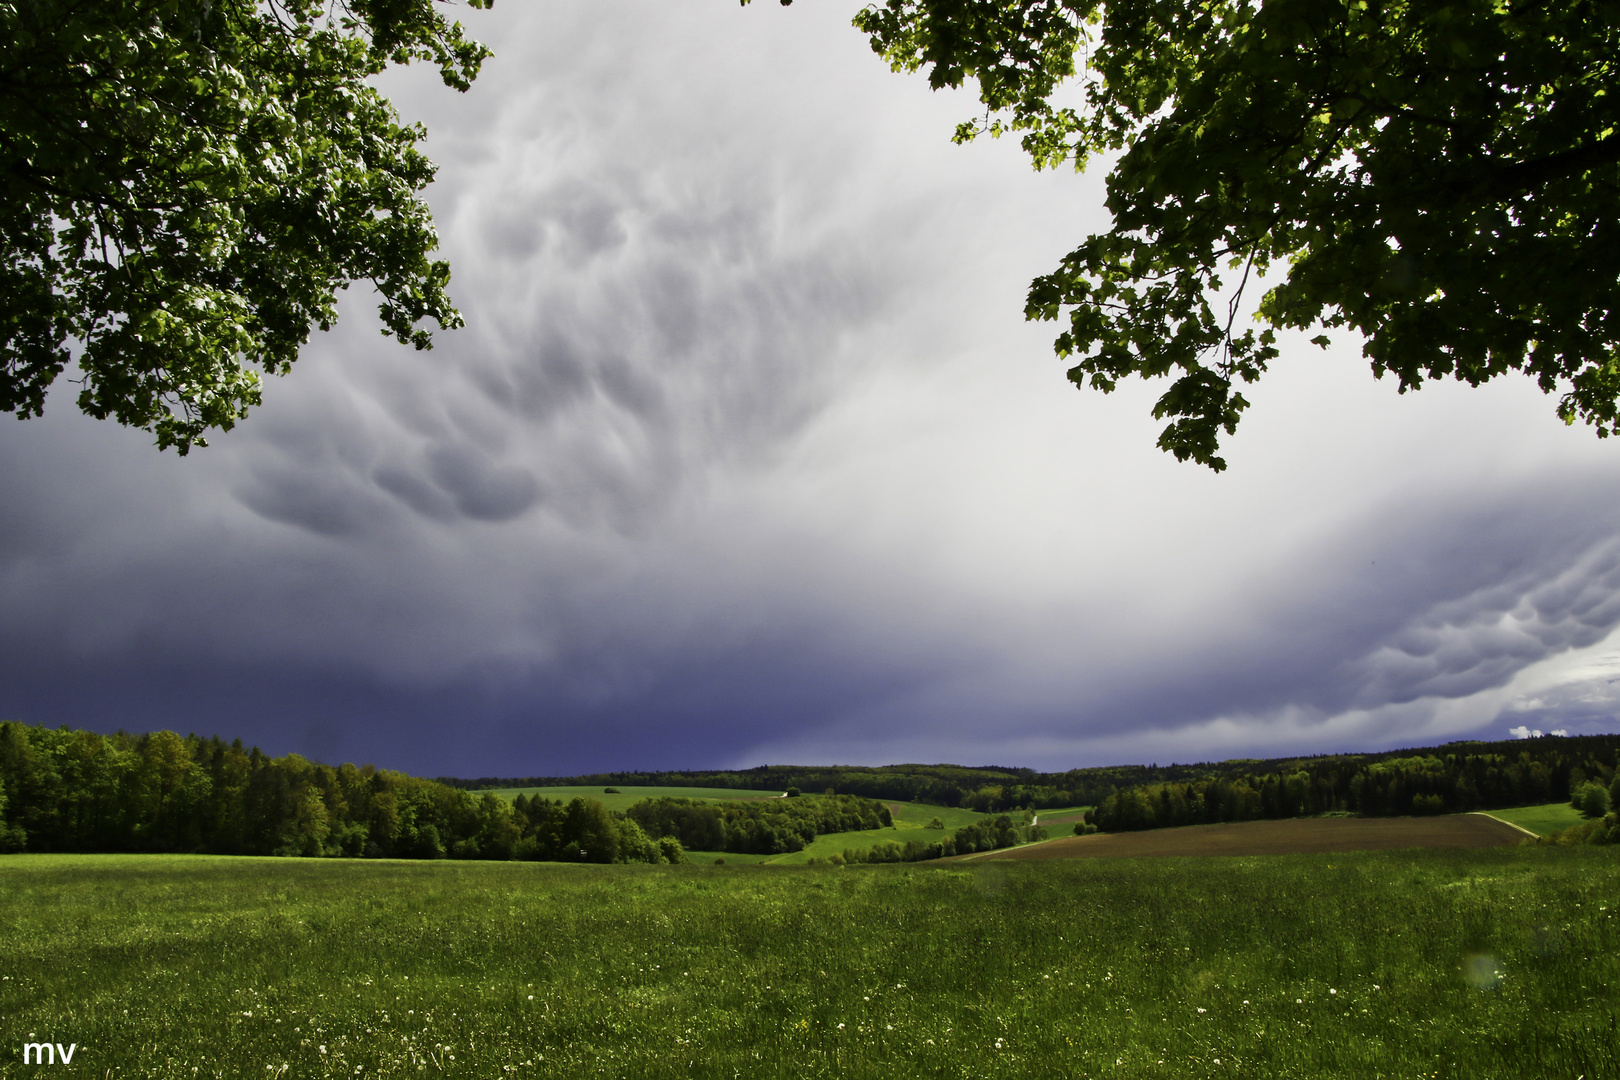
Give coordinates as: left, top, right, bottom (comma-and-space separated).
2, 0, 491, 452
829, 0, 1620, 469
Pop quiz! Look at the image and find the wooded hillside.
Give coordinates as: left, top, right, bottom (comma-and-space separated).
452, 735, 1620, 821
0, 722, 670, 862
1088, 736, 1620, 831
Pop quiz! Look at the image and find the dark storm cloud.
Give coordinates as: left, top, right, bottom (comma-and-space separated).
235, 461, 397, 537
1351, 540, 1620, 707
423, 443, 543, 522
734, 458, 1620, 769
0, 610, 942, 777
1107, 476, 1620, 737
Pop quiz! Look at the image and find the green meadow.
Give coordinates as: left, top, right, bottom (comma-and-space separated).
1479, 802, 1587, 837
1033, 805, 1091, 829
2, 847, 1616, 1078
764, 798, 1021, 865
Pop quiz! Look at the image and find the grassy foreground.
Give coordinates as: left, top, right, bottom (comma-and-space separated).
1, 849, 1617, 1078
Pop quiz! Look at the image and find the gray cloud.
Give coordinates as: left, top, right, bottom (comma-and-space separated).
1353, 540, 1620, 707
220, 2, 895, 542
423, 444, 543, 522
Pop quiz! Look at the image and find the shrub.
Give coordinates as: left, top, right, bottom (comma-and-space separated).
1411, 794, 1445, 816
1541, 812, 1620, 846
614, 816, 664, 864
1572, 781, 1610, 819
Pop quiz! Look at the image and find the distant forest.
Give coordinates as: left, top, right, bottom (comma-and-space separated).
448, 734, 1620, 822
577, 793, 889, 857
0, 721, 523, 859
1088, 735, 1620, 832
448, 762, 1202, 810
6, 721, 1618, 859
0, 721, 896, 863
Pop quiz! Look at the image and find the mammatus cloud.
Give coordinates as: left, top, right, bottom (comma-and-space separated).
1351, 539, 1620, 708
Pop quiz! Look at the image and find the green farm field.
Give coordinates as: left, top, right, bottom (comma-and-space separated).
1033, 805, 1091, 829
760, 799, 1019, 866
1478, 801, 1586, 837
2, 848, 1617, 1078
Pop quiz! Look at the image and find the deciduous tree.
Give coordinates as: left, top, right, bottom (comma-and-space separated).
827, 0, 1619, 469
2, 0, 491, 451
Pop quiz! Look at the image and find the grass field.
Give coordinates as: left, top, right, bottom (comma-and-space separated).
1478, 802, 1586, 837
758, 799, 1014, 866
2, 848, 1617, 1078
882, 801, 1007, 830
1032, 805, 1090, 830
487, 785, 788, 813
975, 813, 1528, 861
684, 850, 777, 866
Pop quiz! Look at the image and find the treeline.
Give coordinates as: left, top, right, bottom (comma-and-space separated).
449, 763, 1218, 813
832, 814, 1045, 865
455, 736, 1620, 817
509, 794, 684, 863
1089, 736, 1620, 832
450, 764, 1037, 807
0, 722, 674, 863
623, 794, 890, 856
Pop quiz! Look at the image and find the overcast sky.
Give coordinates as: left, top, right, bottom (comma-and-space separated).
4, 0, 1620, 778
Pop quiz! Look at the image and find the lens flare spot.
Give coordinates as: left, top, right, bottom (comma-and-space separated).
1462, 953, 1503, 990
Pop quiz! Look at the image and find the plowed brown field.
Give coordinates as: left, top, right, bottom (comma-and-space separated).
967, 813, 1528, 861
